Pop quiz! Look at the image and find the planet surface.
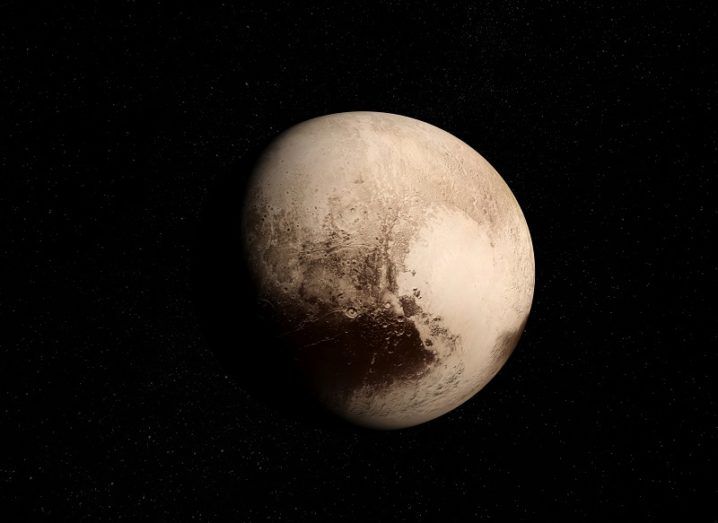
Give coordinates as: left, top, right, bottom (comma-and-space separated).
241, 111, 534, 429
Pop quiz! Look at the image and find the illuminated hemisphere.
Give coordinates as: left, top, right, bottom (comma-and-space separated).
241, 112, 534, 429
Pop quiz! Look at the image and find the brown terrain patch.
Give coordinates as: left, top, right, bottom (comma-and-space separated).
287, 307, 437, 406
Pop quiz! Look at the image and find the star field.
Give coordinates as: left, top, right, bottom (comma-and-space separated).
3, 1, 715, 519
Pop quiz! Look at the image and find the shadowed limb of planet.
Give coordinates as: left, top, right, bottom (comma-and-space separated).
191, 143, 367, 432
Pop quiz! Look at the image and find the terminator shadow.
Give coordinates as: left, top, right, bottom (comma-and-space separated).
191, 142, 358, 432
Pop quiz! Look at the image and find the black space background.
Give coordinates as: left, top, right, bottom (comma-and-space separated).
2, 1, 716, 520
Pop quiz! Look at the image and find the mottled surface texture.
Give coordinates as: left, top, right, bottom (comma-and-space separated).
242, 112, 534, 428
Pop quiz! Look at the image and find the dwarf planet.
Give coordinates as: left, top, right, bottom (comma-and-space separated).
241, 111, 534, 429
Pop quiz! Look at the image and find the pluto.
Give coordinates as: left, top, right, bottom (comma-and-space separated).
241, 111, 534, 429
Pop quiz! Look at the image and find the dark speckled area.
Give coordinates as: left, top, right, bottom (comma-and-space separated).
291, 308, 436, 404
